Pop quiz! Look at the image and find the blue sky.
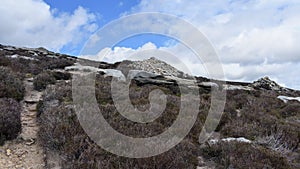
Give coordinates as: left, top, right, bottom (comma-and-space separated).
43, 0, 174, 55
43, 0, 140, 25
1, 0, 300, 89
44, 0, 145, 54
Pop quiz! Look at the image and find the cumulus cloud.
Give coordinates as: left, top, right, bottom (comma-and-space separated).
81, 42, 158, 62
0, 0, 98, 52
123, 0, 300, 89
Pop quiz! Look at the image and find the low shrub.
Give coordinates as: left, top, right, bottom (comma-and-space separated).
0, 98, 22, 145
200, 142, 291, 169
38, 80, 199, 169
40, 57, 75, 70
0, 66, 25, 101
33, 71, 56, 91
0, 56, 11, 66
280, 102, 300, 118
52, 71, 71, 80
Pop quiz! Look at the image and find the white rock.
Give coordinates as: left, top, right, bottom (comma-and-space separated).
65, 65, 99, 72
46, 55, 58, 58
66, 64, 126, 81
223, 84, 253, 91
6, 54, 37, 60
104, 69, 125, 81
6, 149, 11, 156
200, 82, 219, 88
277, 96, 300, 103
208, 137, 252, 144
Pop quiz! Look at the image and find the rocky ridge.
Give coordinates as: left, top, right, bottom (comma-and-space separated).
253, 76, 285, 91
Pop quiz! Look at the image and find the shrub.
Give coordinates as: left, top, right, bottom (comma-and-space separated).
33, 71, 56, 91
0, 66, 25, 101
0, 98, 22, 145
38, 79, 199, 169
200, 142, 291, 169
52, 71, 71, 80
40, 57, 75, 70
0, 56, 11, 66
280, 102, 300, 118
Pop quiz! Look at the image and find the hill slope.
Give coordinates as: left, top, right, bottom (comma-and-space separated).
0, 44, 299, 169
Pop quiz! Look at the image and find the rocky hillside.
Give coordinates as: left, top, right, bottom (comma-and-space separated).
0, 44, 299, 169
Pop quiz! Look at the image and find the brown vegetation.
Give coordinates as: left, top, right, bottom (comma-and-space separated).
0, 66, 25, 101
0, 98, 21, 145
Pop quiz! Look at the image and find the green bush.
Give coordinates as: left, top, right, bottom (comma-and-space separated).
33, 71, 56, 91
0, 66, 25, 101
0, 98, 22, 145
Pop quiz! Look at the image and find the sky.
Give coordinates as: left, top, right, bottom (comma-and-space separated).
0, 0, 300, 90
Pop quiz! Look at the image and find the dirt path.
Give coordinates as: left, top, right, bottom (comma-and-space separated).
0, 78, 45, 169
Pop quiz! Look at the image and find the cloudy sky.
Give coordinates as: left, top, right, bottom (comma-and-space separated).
1, 0, 299, 89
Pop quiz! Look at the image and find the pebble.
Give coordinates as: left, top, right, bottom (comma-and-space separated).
6, 149, 12, 156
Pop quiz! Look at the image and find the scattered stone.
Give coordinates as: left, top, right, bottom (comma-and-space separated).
25, 138, 35, 146
14, 149, 27, 157
27, 78, 34, 82
6, 149, 11, 156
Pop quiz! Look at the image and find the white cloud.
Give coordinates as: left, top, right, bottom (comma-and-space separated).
81, 42, 158, 63
123, 0, 300, 89
0, 0, 98, 52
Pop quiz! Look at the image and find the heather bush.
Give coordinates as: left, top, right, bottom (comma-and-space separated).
0, 66, 25, 101
33, 71, 56, 91
38, 79, 200, 169
280, 102, 300, 118
0, 98, 22, 145
200, 142, 291, 169
219, 90, 299, 140
42, 57, 75, 70
52, 71, 71, 80
34, 67, 299, 168
215, 89, 300, 167
0, 56, 11, 66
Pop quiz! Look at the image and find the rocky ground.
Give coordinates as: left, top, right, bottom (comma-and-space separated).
0, 78, 45, 169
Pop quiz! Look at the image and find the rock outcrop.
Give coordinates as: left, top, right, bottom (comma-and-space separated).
252, 76, 283, 91
128, 57, 191, 78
